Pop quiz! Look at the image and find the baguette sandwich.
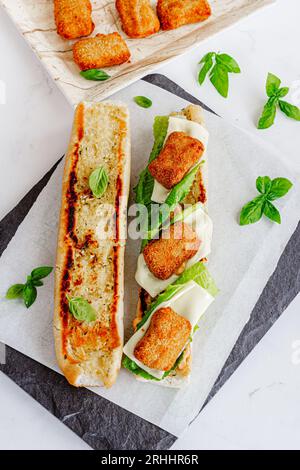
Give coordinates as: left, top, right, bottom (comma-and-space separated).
54, 101, 130, 388
123, 104, 218, 388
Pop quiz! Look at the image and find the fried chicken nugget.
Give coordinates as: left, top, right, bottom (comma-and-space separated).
134, 307, 192, 371
143, 222, 200, 280
54, 0, 95, 40
116, 0, 160, 38
148, 131, 204, 190
73, 32, 131, 70
157, 0, 211, 31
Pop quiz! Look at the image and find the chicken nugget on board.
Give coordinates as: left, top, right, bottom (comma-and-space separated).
143, 222, 200, 280
116, 0, 160, 38
134, 307, 192, 371
54, 0, 95, 40
73, 32, 131, 70
157, 0, 211, 31
148, 131, 204, 190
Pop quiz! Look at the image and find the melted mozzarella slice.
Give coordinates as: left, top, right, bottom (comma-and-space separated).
135, 202, 213, 298
151, 116, 209, 204
123, 281, 214, 379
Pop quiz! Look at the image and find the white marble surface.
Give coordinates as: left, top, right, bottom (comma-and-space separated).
0, 0, 299, 450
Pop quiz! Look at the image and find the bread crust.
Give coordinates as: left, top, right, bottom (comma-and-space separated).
54, 101, 130, 388
116, 0, 160, 38
134, 104, 208, 385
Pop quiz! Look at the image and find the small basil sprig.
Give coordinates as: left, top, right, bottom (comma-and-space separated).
80, 69, 110, 81
134, 96, 152, 108
198, 52, 241, 98
68, 296, 96, 322
6, 266, 53, 308
89, 166, 109, 198
240, 176, 293, 226
258, 73, 300, 129
142, 163, 201, 246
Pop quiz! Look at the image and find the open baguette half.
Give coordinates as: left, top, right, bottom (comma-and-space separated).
54, 101, 130, 388
134, 104, 208, 387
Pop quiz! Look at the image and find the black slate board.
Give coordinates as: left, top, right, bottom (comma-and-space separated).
0, 74, 299, 450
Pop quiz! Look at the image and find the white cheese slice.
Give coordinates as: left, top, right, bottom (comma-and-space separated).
123, 281, 214, 379
151, 116, 209, 204
135, 202, 213, 298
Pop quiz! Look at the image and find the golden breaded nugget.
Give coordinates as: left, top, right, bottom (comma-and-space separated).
157, 0, 211, 31
73, 33, 131, 70
116, 0, 160, 38
148, 131, 204, 190
54, 0, 95, 39
134, 307, 192, 371
143, 222, 200, 280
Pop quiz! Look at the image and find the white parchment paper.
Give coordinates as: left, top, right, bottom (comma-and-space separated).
0, 81, 299, 436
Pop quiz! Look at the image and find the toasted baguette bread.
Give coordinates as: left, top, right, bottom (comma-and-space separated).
54, 101, 130, 388
134, 104, 207, 386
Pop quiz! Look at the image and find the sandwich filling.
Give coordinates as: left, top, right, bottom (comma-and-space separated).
135, 202, 213, 298
151, 116, 209, 204
123, 262, 218, 381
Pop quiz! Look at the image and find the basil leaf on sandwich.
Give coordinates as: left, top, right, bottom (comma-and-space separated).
144, 164, 201, 245
89, 166, 109, 198
68, 296, 97, 322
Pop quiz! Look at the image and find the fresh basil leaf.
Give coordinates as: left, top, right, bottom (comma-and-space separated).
210, 64, 229, 98
216, 53, 241, 73
32, 280, 44, 287
256, 176, 271, 195
258, 97, 277, 129
31, 266, 53, 281
68, 297, 97, 322
89, 166, 109, 198
267, 177, 293, 200
277, 87, 289, 98
266, 73, 281, 97
145, 164, 201, 242
199, 52, 215, 64
165, 164, 200, 210
23, 284, 37, 309
239, 195, 265, 226
6, 284, 24, 299
263, 201, 281, 224
198, 53, 214, 85
134, 96, 152, 108
80, 69, 110, 81
278, 100, 300, 121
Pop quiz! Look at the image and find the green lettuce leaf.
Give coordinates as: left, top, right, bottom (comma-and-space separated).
137, 262, 218, 331
122, 351, 185, 381
134, 116, 169, 206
